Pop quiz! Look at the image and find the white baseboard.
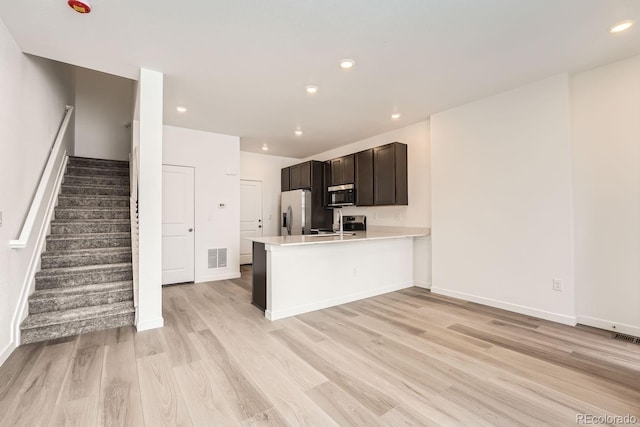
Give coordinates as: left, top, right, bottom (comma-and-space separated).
0, 340, 17, 368
266, 281, 413, 321
431, 287, 577, 326
414, 280, 431, 289
196, 271, 241, 283
577, 315, 640, 337
136, 317, 164, 332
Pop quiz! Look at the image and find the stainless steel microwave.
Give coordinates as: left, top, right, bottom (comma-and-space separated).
327, 183, 355, 207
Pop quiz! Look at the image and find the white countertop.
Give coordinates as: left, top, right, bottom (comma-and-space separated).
248, 226, 430, 247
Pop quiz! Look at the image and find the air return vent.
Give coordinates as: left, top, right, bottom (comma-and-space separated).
208, 248, 227, 269
614, 333, 640, 345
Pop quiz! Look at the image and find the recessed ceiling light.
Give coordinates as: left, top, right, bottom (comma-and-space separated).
295, 129, 303, 136
391, 113, 401, 120
340, 59, 355, 69
610, 20, 633, 33
305, 85, 318, 94
262, 143, 269, 151
176, 106, 187, 113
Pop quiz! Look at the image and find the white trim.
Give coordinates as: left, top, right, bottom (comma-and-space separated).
136, 317, 164, 332
10, 106, 73, 249
266, 281, 413, 321
0, 341, 17, 368
577, 315, 640, 337
414, 280, 431, 289
12, 154, 69, 346
196, 272, 241, 283
431, 287, 577, 326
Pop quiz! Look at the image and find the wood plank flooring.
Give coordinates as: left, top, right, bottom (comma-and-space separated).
1, 265, 639, 426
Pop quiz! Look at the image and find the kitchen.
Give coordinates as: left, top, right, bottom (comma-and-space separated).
248, 141, 430, 320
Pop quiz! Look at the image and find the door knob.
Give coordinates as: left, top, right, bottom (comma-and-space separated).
188, 228, 193, 232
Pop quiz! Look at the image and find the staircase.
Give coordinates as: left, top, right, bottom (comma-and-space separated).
20, 156, 135, 344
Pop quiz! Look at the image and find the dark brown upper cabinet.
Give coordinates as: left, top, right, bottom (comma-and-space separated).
281, 167, 290, 191
289, 162, 311, 190
329, 154, 355, 186
373, 142, 407, 205
355, 149, 374, 206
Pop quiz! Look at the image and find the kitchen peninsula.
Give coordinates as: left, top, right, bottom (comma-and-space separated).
249, 227, 429, 320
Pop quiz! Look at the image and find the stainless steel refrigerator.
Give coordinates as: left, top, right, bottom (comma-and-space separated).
281, 189, 311, 235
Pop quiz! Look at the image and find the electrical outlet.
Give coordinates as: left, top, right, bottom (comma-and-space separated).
552, 278, 563, 292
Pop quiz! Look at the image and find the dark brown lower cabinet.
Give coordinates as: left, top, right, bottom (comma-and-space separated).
251, 242, 266, 311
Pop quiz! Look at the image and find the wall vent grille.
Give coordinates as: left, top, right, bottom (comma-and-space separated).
614, 333, 640, 345
208, 248, 227, 269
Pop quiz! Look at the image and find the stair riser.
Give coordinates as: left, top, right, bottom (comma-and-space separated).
66, 166, 129, 177
51, 223, 131, 234
62, 185, 129, 196
57, 198, 130, 208
20, 313, 134, 344
29, 289, 133, 314
68, 158, 129, 169
46, 237, 131, 251
36, 270, 133, 290
55, 210, 129, 220
41, 252, 132, 269
64, 176, 129, 186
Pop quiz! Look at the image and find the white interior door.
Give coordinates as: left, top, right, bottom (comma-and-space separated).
162, 165, 195, 285
240, 180, 263, 265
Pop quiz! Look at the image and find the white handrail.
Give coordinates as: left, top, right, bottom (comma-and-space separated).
10, 105, 74, 249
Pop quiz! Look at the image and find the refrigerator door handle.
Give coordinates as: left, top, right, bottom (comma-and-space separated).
282, 212, 288, 229
287, 206, 293, 235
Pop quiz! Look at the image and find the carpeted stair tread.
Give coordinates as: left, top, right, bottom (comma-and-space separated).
50, 219, 130, 224
47, 232, 131, 241
21, 301, 134, 329
68, 156, 129, 168
40, 247, 132, 269
64, 175, 129, 186
35, 262, 132, 278
42, 247, 132, 257
30, 281, 133, 300
66, 166, 129, 176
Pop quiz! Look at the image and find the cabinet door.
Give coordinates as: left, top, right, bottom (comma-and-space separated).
374, 144, 396, 205
281, 167, 290, 191
355, 149, 374, 206
330, 158, 342, 186
342, 154, 355, 184
299, 161, 312, 189
290, 164, 302, 189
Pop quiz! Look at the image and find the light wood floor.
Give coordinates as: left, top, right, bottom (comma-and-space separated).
1, 265, 639, 426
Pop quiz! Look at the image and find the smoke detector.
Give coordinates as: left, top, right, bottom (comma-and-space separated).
68, 0, 91, 13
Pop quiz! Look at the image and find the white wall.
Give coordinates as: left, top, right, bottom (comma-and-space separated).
302, 120, 431, 229
0, 18, 74, 364
571, 55, 640, 335
136, 68, 164, 332
163, 125, 241, 283
431, 74, 576, 324
74, 67, 134, 161
240, 152, 298, 238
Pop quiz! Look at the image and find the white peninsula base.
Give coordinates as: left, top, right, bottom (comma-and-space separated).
250, 228, 428, 320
